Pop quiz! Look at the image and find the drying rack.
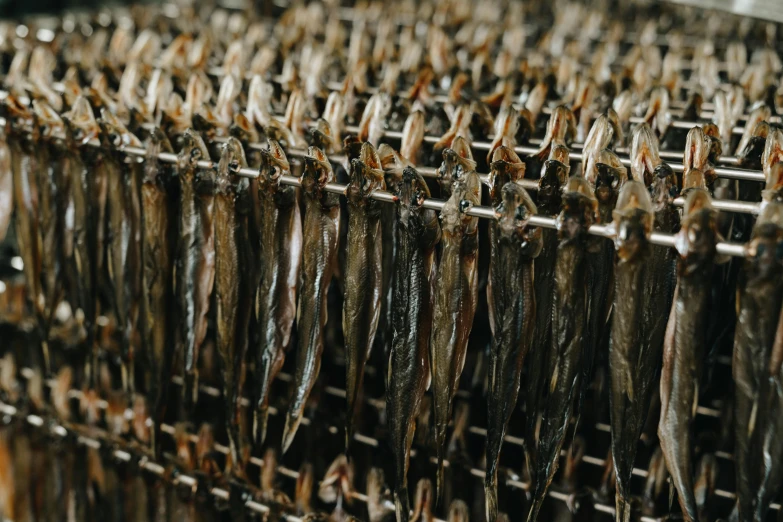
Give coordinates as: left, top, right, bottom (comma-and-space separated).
1, 2, 782, 521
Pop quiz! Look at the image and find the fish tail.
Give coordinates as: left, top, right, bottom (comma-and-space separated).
253, 405, 269, 447
394, 486, 410, 522
345, 385, 358, 454
281, 409, 303, 454
615, 492, 632, 522
525, 487, 546, 522
434, 423, 447, 503
484, 477, 498, 522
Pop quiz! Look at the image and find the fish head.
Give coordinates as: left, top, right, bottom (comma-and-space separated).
302, 146, 334, 196
343, 135, 364, 163
491, 144, 523, 165
438, 142, 477, 185
60, 95, 99, 145
100, 107, 143, 149
259, 139, 291, 186
593, 162, 627, 207
650, 163, 679, 210
246, 75, 274, 128
702, 123, 724, 163
32, 99, 64, 141
348, 158, 385, 202
538, 159, 568, 210
763, 163, 783, 206
217, 136, 247, 192
551, 105, 578, 145
309, 118, 337, 153
177, 129, 211, 173
398, 166, 430, 228
318, 454, 354, 505
676, 188, 718, 264
557, 176, 598, 241
747, 201, 783, 278
613, 180, 653, 261
738, 121, 769, 169
497, 181, 541, 255
583, 114, 615, 157
229, 113, 260, 147
630, 123, 661, 186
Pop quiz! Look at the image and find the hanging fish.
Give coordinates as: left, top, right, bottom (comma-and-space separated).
658, 189, 723, 522
281, 146, 341, 452
607, 181, 656, 522
733, 200, 783, 522
388, 166, 440, 522
140, 128, 177, 459
175, 130, 215, 409
485, 181, 542, 522
344, 143, 385, 452
431, 154, 481, 497
253, 140, 303, 446
527, 177, 597, 522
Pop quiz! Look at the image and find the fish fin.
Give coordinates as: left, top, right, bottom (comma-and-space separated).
615, 493, 632, 522
485, 480, 498, 522
526, 488, 546, 522
281, 412, 301, 454
253, 406, 269, 447
395, 486, 410, 522
747, 399, 757, 438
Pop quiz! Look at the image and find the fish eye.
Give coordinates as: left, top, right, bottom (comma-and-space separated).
190, 148, 202, 161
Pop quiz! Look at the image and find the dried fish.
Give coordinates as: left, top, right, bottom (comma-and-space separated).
253, 140, 302, 446
528, 177, 596, 522
608, 181, 655, 522
388, 166, 440, 522
734, 201, 783, 522
214, 137, 249, 471
282, 146, 341, 452
485, 181, 542, 522
175, 130, 215, 409
659, 189, 722, 522
344, 143, 385, 451
431, 154, 480, 496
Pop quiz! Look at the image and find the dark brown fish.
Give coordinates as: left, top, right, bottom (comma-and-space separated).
214, 137, 249, 472
528, 177, 596, 522
100, 110, 144, 395
485, 181, 542, 522
388, 166, 440, 522
733, 201, 783, 522
140, 128, 176, 459
253, 139, 302, 446
175, 129, 215, 409
431, 158, 480, 497
343, 143, 385, 451
281, 146, 341, 452
6, 98, 44, 357
658, 189, 721, 522
607, 181, 655, 522
524, 144, 569, 474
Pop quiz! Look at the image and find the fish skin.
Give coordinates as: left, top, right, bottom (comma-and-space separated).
388, 166, 440, 522
7, 101, 43, 329
485, 182, 542, 522
175, 130, 215, 410
733, 203, 783, 522
580, 151, 627, 430
658, 189, 720, 522
527, 177, 596, 522
281, 146, 341, 453
431, 156, 481, 498
100, 113, 144, 395
60, 98, 104, 386
525, 153, 568, 475
343, 144, 385, 452
253, 140, 302, 447
607, 181, 655, 522
0, 132, 11, 243
140, 128, 176, 459
214, 137, 248, 472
